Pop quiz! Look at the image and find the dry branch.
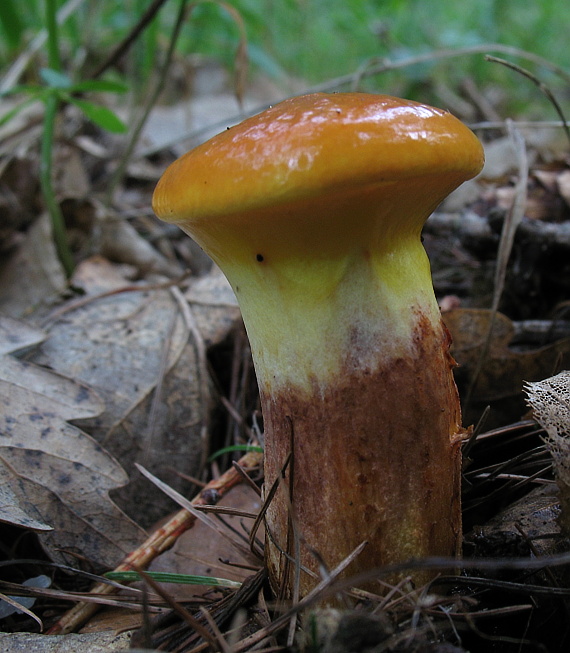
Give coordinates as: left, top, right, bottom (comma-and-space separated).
46, 449, 262, 635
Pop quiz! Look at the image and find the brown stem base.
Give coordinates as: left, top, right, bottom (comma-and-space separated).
262, 319, 463, 598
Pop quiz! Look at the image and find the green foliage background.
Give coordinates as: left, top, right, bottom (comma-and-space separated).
1, 0, 568, 111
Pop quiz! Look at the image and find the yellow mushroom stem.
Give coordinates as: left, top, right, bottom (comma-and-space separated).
188, 182, 466, 595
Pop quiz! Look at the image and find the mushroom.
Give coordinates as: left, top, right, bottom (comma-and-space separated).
152, 93, 484, 597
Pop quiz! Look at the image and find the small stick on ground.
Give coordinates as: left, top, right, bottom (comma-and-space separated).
46, 449, 262, 635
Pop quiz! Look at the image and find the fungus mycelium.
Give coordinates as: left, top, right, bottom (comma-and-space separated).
152, 93, 485, 596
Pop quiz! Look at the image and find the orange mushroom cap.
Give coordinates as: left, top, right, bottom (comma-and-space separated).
153, 93, 483, 226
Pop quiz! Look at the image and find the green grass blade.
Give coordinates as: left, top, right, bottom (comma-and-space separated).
0, 1, 27, 51
71, 79, 128, 94
66, 96, 127, 133
208, 444, 263, 462
105, 571, 242, 588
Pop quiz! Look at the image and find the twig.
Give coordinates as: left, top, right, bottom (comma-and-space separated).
137, 42, 570, 159
470, 119, 570, 130
232, 542, 368, 652
201, 606, 233, 653
46, 449, 262, 635
170, 284, 212, 471
136, 464, 259, 562
135, 566, 220, 649
41, 271, 191, 327
104, 0, 188, 204
90, 0, 171, 79
248, 454, 291, 558
485, 55, 570, 145
233, 458, 262, 498
141, 309, 179, 466
464, 120, 528, 409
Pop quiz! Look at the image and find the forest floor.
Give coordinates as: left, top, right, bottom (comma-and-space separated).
1, 63, 570, 652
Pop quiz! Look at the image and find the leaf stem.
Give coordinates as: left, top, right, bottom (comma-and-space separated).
45, 0, 62, 71
40, 93, 74, 277
41, 0, 74, 276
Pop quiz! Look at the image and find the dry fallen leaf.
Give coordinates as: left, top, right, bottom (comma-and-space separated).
0, 315, 145, 568
444, 308, 570, 425
0, 152, 40, 247
0, 214, 68, 319
467, 484, 562, 564
0, 317, 53, 531
558, 169, 570, 208
26, 257, 240, 526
